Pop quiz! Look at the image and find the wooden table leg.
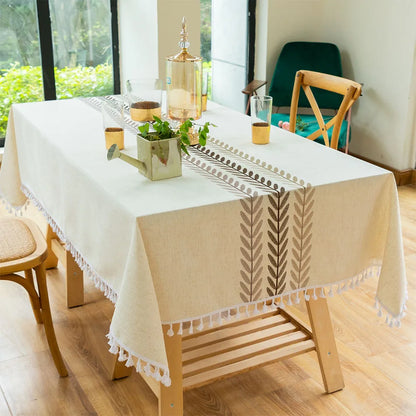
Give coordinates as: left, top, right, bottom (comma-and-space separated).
44, 225, 58, 269
65, 249, 84, 308
305, 291, 344, 393
44, 225, 84, 308
159, 324, 183, 416
111, 354, 133, 380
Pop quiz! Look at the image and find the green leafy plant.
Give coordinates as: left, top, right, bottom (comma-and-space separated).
138, 116, 212, 155
0, 63, 113, 137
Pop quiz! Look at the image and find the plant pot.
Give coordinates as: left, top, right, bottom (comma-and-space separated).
136, 135, 182, 180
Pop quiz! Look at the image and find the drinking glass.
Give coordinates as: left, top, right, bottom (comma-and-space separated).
250, 95, 272, 144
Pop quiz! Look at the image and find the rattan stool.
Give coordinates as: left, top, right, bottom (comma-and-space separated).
0, 217, 68, 377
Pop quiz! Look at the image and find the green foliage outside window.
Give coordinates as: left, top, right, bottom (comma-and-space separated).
0, 63, 113, 137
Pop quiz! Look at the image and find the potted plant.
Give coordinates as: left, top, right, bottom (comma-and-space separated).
107, 116, 211, 181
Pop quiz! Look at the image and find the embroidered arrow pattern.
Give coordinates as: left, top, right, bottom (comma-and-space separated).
290, 187, 315, 289
239, 196, 263, 302
266, 190, 290, 296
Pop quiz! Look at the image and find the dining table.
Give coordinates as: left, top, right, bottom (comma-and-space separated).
0, 96, 407, 415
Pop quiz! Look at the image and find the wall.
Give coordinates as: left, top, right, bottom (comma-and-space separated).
256, 0, 416, 170
157, 0, 200, 83
254, 0, 268, 88
118, 0, 159, 91
119, 0, 200, 93
211, 0, 248, 112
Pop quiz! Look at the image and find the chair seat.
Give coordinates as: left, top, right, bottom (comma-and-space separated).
271, 113, 348, 150
0, 218, 36, 263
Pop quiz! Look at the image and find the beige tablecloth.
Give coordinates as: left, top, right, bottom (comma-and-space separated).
0, 98, 407, 386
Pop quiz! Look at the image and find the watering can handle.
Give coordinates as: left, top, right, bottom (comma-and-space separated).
107, 144, 146, 171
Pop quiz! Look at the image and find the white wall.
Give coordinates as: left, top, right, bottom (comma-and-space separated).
261, 0, 325, 87
119, 0, 200, 93
256, 0, 416, 170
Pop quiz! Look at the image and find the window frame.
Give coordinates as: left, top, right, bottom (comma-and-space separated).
0, 0, 120, 145
36, 0, 121, 100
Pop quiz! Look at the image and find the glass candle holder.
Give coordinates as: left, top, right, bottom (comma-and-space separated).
126, 78, 163, 122
202, 69, 210, 112
251, 95, 272, 145
102, 98, 124, 150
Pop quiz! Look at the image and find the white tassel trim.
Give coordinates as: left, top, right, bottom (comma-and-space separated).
0, 195, 30, 216
107, 333, 171, 387
21, 184, 119, 304
374, 291, 408, 329
162, 262, 399, 335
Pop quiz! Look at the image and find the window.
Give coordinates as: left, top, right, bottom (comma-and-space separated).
0, 0, 120, 142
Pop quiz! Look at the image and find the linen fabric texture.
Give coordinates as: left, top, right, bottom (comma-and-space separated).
0, 98, 407, 385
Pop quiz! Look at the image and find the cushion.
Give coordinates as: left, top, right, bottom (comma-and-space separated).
271, 113, 348, 149
269, 42, 343, 109
0, 218, 36, 263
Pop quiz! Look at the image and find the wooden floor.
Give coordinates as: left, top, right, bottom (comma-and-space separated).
0, 185, 415, 416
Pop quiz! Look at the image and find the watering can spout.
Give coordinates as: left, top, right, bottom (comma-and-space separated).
107, 144, 146, 171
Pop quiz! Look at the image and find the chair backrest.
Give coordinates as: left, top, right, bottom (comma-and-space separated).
289, 70, 362, 150
269, 42, 343, 109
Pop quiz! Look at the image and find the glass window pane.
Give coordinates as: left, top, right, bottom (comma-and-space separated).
201, 0, 212, 100
0, 0, 43, 139
49, 0, 114, 99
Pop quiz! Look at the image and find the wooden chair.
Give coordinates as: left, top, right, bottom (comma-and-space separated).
289, 70, 362, 151
0, 217, 68, 377
244, 42, 362, 152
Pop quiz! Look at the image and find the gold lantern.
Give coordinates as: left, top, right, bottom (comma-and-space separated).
166, 17, 202, 122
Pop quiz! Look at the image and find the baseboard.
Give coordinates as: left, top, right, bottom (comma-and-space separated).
349, 152, 416, 186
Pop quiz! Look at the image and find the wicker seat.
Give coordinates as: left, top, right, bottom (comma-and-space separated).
0, 217, 68, 377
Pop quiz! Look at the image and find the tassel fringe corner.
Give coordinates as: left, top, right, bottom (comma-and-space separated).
21, 185, 67, 243
0, 194, 30, 216
21, 184, 119, 304
163, 263, 381, 337
374, 296, 406, 328
106, 333, 171, 387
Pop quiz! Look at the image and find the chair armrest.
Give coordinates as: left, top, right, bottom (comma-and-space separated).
242, 80, 267, 95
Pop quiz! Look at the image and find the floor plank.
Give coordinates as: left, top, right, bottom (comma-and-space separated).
0, 185, 415, 415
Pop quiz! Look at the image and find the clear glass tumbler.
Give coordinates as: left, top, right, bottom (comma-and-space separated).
250, 95, 273, 145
